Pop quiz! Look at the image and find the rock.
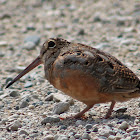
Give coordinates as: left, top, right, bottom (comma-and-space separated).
20, 100, 29, 108
19, 129, 29, 135
116, 19, 125, 26
120, 39, 133, 45
9, 90, 19, 97
95, 43, 110, 49
26, 24, 36, 31
0, 13, 11, 19
52, 93, 68, 102
24, 81, 33, 88
30, 133, 39, 138
93, 15, 101, 22
108, 135, 116, 140
93, 127, 98, 132
74, 134, 81, 139
115, 107, 127, 114
0, 103, 4, 109
54, 135, 68, 140
0, 91, 4, 95
69, 136, 75, 140
45, 94, 53, 101
15, 66, 26, 72
130, 130, 139, 135
7, 120, 22, 131
8, 114, 19, 121
119, 121, 129, 130
0, 52, 4, 57
29, 105, 35, 109
75, 120, 83, 126
21, 94, 32, 102
5, 77, 13, 84
41, 116, 60, 125
22, 42, 36, 50
0, 41, 8, 47
73, 105, 80, 113
24, 35, 40, 45
1, 119, 8, 125
44, 135, 54, 140
85, 124, 92, 130
53, 102, 70, 114
128, 46, 138, 52
78, 29, 85, 35
59, 125, 67, 130
82, 133, 91, 139
67, 99, 74, 105
99, 129, 110, 137
55, 22, 67, 29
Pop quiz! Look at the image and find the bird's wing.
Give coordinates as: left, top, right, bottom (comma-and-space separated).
53, 48, 140, 94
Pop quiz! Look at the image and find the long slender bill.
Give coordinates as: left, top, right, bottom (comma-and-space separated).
6, 56, 43, 88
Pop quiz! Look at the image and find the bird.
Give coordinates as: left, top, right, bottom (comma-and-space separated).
6, 38, 140, 119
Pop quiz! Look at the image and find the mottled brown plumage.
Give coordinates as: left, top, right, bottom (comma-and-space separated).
6, 38, 140, 118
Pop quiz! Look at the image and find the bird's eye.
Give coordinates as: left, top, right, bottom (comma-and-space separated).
48, 40, 56, 48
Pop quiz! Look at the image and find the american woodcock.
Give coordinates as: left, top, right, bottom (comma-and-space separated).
6, 38, 140, 119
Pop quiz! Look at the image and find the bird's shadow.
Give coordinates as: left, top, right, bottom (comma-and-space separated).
41, 113, 136, 128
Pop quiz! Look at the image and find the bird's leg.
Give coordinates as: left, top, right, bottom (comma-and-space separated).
105, 101, 116, 119
73, 105, 93, 119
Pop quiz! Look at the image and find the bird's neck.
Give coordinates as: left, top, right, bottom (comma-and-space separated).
44, 51, 60, 81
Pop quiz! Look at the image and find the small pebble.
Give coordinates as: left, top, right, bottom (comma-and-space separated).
5, 77, 13, 84
24, 35, 40, 45
20, 100, 29, 108
44, 135, 54, 140
74, 134, 81, 139
15, 66, 26, 72
26, 25, 36, 31
130, 130, 139, 135
59, 125, 67, 130
115, 107, 127, 114
54, 135, 68, 140
9, 90, 19, 97
53, 102, 70, 114
128, 46, 138, 52
75, 120, 83, 126
1, 119, 8, 125
108, 135, 116, 140
82, 133, 91, 139
29, 104, 35, 109
52, 93, 68, 102
69, 136, 75, 140
24, 81, 33, 88
22, 42, 36, 50
0, 52, 4, 57
30, 133, 39, 138
0, 41, 8, 47
119, 121, 129, 130
85, 124, 92, 130
55, 22, 67, 29
41, 116, 60, 125
78, 29, 85, 35
0, 91, 4, 95
95, 43, 110, 49
7, 120, 22, 131
45, 94, 53, 101
19, 129, 29, 135
99, 129, 110, 137
93, 127, 98, 132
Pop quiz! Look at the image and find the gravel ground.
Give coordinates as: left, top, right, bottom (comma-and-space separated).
0, 0, 140, 140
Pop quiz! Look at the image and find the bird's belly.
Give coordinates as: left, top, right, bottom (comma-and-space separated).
51, 69, 113, 105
